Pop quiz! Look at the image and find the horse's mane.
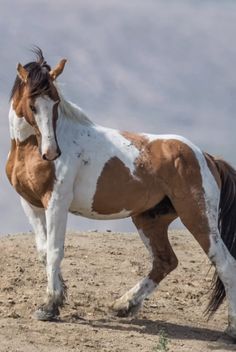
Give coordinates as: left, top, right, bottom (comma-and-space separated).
57, 89, 94, 126
10, 47, 52, 100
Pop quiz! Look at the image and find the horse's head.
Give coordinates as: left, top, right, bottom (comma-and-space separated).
11, 48, 67, 161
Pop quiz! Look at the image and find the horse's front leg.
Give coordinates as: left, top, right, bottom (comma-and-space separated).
34, 192, 72, 321
20, 197, 47, 265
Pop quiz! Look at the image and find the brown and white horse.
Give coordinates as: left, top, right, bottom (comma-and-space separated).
6, 48, 236, 337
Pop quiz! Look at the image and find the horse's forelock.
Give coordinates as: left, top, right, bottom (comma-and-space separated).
31, 46, 45, 65
27, 69, 51, 97
31, 46, 51, 71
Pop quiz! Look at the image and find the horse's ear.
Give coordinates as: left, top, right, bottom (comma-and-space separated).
17, 63, 28, 83
50, 59, 67, 80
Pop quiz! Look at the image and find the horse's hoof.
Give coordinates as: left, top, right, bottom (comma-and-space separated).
111, 300, 141, 317
33, 305, 60, 321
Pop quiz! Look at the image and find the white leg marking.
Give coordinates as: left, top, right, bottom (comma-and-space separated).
195, 150, 236, 336
46, 205, 68, 301
209, 234, 236, 336
121, 277, 157, 305
20, 197, 47, 264
113, 230, 159, 315
113, 277, 158, 315
45, 182, 73, 303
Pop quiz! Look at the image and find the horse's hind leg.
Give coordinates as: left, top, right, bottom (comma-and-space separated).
112, 205, 177, 317
20, 197, 47, 264
172, 183, 236, 338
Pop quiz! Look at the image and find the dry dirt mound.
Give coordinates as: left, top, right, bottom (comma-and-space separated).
0, 230, 234, 352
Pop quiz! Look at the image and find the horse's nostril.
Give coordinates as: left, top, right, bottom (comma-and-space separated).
57, 147, 61, 156
42, 151, 61, 161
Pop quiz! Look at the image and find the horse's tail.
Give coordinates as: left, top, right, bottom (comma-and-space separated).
206, 155, 236, 316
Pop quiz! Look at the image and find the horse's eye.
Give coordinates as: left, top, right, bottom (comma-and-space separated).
30, 105, 37, 114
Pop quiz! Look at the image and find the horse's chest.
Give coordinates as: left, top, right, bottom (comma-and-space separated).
6, 138, 55, 208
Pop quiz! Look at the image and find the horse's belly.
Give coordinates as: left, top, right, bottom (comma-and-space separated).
69, 156, 163, 220
69, 204, 132, 220
69, 179, 135, 219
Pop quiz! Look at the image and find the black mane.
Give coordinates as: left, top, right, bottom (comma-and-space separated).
10, 47, 52, 100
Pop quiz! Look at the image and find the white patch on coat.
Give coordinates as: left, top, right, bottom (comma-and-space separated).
54, 98, 141, 218
10, 102, 34, 141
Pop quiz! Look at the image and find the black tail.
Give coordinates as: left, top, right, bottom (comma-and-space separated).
206, 156, 236, 316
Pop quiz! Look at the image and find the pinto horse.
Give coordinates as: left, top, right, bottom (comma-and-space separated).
6, 48, 236, 337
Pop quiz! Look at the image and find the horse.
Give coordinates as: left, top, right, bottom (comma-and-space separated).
6, 48, 236, 338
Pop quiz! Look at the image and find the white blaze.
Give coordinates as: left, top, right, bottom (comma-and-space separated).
34, 96, 59, 159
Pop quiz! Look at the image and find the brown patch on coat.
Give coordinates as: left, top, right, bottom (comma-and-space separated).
93, 133, 212, 253
6, 136, 55, 208
148, 139, 211, 252
92, 156, 164, 215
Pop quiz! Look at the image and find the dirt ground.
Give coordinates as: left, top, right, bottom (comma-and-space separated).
0, 230, 235, 352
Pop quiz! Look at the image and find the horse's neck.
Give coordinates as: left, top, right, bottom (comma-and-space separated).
9, 102, 35, 142
58, 94, 93, 126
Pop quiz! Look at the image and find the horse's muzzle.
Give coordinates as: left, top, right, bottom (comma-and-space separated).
42, 148, 61, 161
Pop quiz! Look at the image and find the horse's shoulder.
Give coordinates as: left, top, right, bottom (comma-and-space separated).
6, 136, 55, 208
